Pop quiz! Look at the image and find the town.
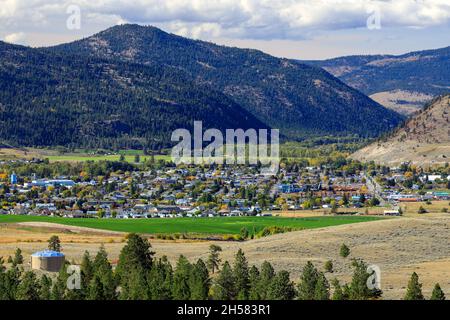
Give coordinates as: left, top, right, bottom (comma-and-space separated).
0, 158, 448, 219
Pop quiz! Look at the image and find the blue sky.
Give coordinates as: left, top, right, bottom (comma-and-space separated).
1, 0, 450, 59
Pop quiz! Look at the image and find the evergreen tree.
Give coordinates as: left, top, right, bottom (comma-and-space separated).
16, 271, 41, 300
314, 272, 330, 300
48, 235, 61, 252
148, 256, 173, 300
91, 246, 116, 300
267, 271, 296, 300
1, 266, 21, 300
172, 255, 192, 300
339, 244, 350, 258
297, 261, 319, 300
39, 275, 52, 300
207, 244, 222, 274
404, 272, 424, 300
258, 261, 275, 300
348, 259, 381, 300
211, 261, 235, 300
189, 259, 210, 300
248, 265, 260, 300
331, 278, 344, 300
80, 251, 94, 295
233, 249, 250, 300
430, 283, 445, 300
88, 275, 105, 300
116, 234, 154, 296
13, 248, 23, 266
123, 268, 148, 300
51, 265, 69, 300
324, 260, 333, 273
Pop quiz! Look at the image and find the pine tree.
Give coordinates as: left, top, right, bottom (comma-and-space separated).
51, 265, 69, 300
339, 244, 350, 258
116, 233, 154, 296
211, 261, 235, 300
80, 251, 94, 295
207, 244, 222, 274
48, 235, 61, 252
189, 259, 210, 300
267, 270, 296, 300
13, 248, 23, 265
404, 272, 424, 300
258, 261, 275, 299
248, 265, 260, 300
348, 259, 382, 300
233, 249, 250, 300
430, 283, 445, 300
39, 275, 52, 300
88, 275, 105, 300
297, 261, 319, 300
324, 260, 333, 273
2, 266, 21, 300
148, 256, 173, 300
16, 271, 40, 300
314, 272, 330, 300
172, 255, 192, 300
92, 246, 116, 300
123, 268, 148, 300
331, 278, 345, 300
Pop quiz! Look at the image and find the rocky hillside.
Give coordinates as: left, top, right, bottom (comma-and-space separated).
351, 95, 450, 166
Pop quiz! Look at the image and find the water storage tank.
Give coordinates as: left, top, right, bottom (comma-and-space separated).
31, 250, 65, 272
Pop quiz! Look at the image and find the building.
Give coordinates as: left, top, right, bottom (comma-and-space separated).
31, 250, 65, 272
10, 172, 17, 184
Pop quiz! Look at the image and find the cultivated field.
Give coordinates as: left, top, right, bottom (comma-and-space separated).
0, 147, 170, 163
0, 215, 381, 236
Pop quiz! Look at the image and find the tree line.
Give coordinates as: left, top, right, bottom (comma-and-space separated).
0, 234, 446, 300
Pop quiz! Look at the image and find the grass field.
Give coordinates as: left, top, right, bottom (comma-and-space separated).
0, 215, 382, 235
0, 147, 171, 163
45, 154, 171, 163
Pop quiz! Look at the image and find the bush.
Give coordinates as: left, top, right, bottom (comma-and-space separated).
324, 260, 334, 273
418, 206, 427, 214
340, 244, 350, 258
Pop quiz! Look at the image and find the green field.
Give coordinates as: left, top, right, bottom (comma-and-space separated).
46, 154, 171, 163
0, 215, 382, 235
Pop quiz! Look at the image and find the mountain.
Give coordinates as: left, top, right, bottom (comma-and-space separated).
0, 40, 266, 149
51, 24, 402, 140
0, 25, 403, 149
351, 95, 450, 166
306, 47, 450, 116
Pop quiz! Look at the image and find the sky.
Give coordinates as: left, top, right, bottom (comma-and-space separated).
1, 0, 450, 59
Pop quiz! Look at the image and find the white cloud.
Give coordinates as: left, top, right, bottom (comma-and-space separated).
0, 0, 449, 41
4, 32, 27, 44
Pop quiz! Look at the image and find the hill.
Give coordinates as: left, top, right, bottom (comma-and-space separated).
306, 47, 450, 115
351, 95, 450, 166
50, 24, 403, 140
0, 40, 266, 149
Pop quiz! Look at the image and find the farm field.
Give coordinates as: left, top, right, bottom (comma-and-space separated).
0, 215, 382, 236
0, 147, 170, 163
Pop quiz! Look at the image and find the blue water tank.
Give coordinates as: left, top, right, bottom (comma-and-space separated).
31, 250, 65, 257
